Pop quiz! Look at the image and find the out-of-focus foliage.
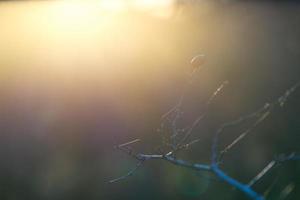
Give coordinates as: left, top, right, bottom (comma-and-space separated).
0, 1, 299, 200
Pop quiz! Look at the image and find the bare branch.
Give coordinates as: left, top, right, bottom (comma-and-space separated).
206, 80, 229, 106
278, 81, 300, 107
275, 152, 300, 162
112, 53, 299, 200
117, 139, 141, 148
220, 109, 271, 157
248, 152, 300, 187
278, 182, 295, 200
109, 161, 144, 183
173, 80, 229, 154
211, 82, 300, 200
211, 164, 264, 200
164, 156, 211, 171
248, 160, 276, 187
219, 81, 300, 160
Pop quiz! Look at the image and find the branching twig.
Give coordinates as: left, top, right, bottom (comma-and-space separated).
247, 152, 300, 188
111, 59, 299, 200
219, 81, 300, 161
167, 80, 229, 156
109, 160, 144, 183
210, 81, 300, 199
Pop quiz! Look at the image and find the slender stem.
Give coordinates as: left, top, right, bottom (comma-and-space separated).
211, 164, 264, 200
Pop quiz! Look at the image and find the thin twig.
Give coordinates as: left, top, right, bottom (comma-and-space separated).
112, 73, 300, 200
219, 81, 300, 160
118, 139, 141, 148
211, 81, 300, 200
248, 160, 276, 187
109, 161, 144, 183
173, 81, 229, 154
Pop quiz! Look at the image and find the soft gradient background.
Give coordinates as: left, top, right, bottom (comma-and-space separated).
0, 0, 299, 200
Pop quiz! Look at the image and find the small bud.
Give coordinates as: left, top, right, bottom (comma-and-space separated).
190, 54, 206, 70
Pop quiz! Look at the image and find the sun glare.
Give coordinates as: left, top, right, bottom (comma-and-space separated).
55, 0, 175, 16
100, 0, 128, 12
0, 0, 177, 78
41, 0, 175, 32
132, 0, 174, 10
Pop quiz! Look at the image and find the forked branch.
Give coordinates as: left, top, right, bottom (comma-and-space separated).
111, 63, 299, 200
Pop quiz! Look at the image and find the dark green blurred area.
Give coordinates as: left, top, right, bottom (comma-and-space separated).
0, 1, 300, 200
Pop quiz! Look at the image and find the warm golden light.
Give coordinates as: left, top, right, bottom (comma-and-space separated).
55, 2, 92, 19
132, 0, 174, 11
100, 0, 128, 12
50, 0, 175, 16
132, 0, 174, 17
0, 0, 178, 78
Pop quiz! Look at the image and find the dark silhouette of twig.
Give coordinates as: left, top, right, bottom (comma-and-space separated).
111, 57, 300, 200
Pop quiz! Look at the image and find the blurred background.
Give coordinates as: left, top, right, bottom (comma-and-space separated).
0, 0, 299, 199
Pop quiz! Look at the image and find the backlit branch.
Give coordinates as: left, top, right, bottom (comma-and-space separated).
111, 58, 299, 200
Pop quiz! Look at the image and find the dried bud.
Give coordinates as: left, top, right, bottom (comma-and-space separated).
190, 54, 206, 70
